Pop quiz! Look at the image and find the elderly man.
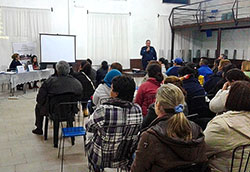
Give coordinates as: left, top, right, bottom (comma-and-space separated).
32, 61, 83, 135
140, 40, 157, 70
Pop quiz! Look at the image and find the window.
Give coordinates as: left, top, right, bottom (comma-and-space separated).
163, 0, 189, 4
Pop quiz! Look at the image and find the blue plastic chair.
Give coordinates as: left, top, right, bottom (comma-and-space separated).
58, 126, 86, 172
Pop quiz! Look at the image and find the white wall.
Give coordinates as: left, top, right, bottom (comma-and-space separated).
0, 0, 179, 67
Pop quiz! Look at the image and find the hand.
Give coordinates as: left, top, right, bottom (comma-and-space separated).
146, 47, 150, 52
222, 81, 230, 91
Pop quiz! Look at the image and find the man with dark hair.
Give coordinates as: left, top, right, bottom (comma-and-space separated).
140, 40, 157, 70
87, 58, 97, 86
85, 76, 143, 171
32, 61, 83, 135
166, 57, 183, 77
198, 57, 213, 82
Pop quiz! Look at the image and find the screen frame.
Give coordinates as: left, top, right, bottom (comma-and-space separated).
162, 0, 189, 4
39, 33, 76, 64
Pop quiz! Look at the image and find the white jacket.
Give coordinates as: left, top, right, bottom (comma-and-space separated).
93, 83, 111, 107
209, 89, 229, 114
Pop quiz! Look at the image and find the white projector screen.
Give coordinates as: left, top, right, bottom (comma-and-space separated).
40, 34, 76, 63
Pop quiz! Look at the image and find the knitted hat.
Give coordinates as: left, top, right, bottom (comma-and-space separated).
104, 69, 122, 88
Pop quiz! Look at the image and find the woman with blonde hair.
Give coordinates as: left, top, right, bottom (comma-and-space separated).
241, 60, 250, 77
131, 84, 208, 172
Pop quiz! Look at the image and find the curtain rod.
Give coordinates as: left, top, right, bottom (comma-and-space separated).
0, 6, 51, 11
87, 10, 131, 16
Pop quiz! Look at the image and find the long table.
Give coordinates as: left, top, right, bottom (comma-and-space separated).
0, 68, 54, 95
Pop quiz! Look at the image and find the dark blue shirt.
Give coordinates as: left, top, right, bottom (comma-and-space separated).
198, 65, 213, 82
9, 60, 22, 71
140, 46, 157, 70
166, 66, 180, 77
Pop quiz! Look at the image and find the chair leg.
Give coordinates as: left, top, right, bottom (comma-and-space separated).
83, 135, 86, 157
44, 116, 49, 140
61, 137, 65, 172
58, 132, 63, 158
54, 120, 59, 148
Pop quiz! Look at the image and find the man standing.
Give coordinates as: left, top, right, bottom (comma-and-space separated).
140, 40, 157, 70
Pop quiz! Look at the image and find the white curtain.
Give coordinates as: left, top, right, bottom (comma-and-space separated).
0, 7, 51, 70
87, 13, 130, 69
157, 15, 172, 61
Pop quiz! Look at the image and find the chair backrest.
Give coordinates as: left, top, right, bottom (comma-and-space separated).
231, 144, 250, 172
48, 93, 79, 121
167, 162, 210, 172
99, 123, 141, 168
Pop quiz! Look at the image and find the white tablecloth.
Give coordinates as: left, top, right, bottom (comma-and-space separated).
3, 69, 54, 88
0, 74, 10, 85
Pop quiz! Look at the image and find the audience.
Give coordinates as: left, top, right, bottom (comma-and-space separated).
72, 60, 95, 117
204, 81, 250, 172
198, 57, 213, 82
141, 76, 188, 130
212, 59, 220, 74
9, 53, 22, 71
158, 57, 168, 74
204, 59, 231, 95
131, 84, 208, 172
86, 76, 143, 171
241, 60, 250, 78
87, 58, 97, 86
96, 61, 109, 86
32, 61, 83, 136
135, 63, 163, 116
209, 68, 250, 114
110, 62, 123, 73
166, 57, 183, 76
93, 69, 122, 107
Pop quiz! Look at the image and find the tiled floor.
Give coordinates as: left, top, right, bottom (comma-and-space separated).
0, 89, 88, 172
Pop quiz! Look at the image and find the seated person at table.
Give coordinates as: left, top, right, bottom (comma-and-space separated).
93, 69, 122, 107
204, 81, 250, 172
166, 57, 183, 77
32, 61, 83, 135
131, 84, 208, 172
86, 76, 143, 171
9, 53, 22, 71
135, 63, 163, 116
28, 55, 40, 89
198, 57, 213, 82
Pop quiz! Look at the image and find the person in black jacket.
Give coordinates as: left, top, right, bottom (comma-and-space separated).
9, 53, 22, 71
72, 60, 95, 117
87, 58, 97, 86
140, 40, 157, 70
96, 61, 108, 86
32, 61, 83, 135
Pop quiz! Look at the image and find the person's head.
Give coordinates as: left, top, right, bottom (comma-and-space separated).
222, 63, 237, 78
225, 68, 250, 84
80, 60, 91, 76
146, 40, 151, 47
159, 57, 168, 69
178, 66, 196, 77
146, 63, 163, 83
219, 54, 228, 60
12, 53, 20, 60
56, 61, 70, 76
164, 76, 187, 97
86, 58, 92, 66
225, 81, 250, 111
31, 55, 38, 64
155, 84, 192, 141
110, 76, 136, 102
199, 57, 209, 66
241, 61, 250, 72
110, 62, 123, 73
173, 58, 183, 66
214, 59, 220, 67
104, 69, 122, 88
218, 59, 231, 71
101, 61, 108, 70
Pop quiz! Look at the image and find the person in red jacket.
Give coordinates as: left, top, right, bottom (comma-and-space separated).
135, 63, 163, 116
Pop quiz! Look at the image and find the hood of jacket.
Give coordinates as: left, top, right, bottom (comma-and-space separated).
103, 97, 133, 108
148, 115, 206, 161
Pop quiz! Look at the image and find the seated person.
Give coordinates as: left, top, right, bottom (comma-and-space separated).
159, 57, 168, 74
32, 61, 83, 135
141, 76, 188, 130
135, 63, 163, 116
209, 68, 250, 115
198, 57, 213, 82
178, 66, 206, 115
87, 58, 97, 87
204, 81, 250, 172
9, 53, 22, 71
166, 57, 183, 76
92, 69, 122, 107
110, 62, 123, 73
72, 60, 95, 117
28, 55, 40, 89
131, 84, 208, 172
241, 60, 250, 78
212, 59, 220, 74
86, 76, 143, 171
96, 61, 108, 86
204, 59, 231, 95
